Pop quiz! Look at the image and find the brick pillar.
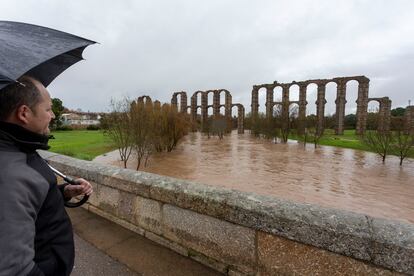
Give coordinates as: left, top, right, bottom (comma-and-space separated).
225, 92, 232, 119
282, 84, 290, 124
251, 86, 259, 117
238, 105, 245, 134
335, 80, 347, 135
316, 83, 327, 135
201, 92, 208, 126
377, 97, 391, 133
171, 93, 178, 111
356, 80, 369, 135
404, 106, 414, 135
190, 95, 197, 122
266, 85, 274, 118
213, 90, 220, 117
298, 83, 307, 135
180, 92, 187, 113
383, 98, 391, 133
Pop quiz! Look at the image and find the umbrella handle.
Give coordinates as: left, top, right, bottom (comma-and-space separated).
63, 176, 89, 208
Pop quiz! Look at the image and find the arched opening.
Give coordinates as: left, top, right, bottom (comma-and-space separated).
231, 105, 239, 130
207, 91, 214, 116
306, 83, 318, 116
207, 105, 213, 117
258, 87, 267, 114
273, 86, 283, 103
344, 80, 359, 130
325, 81, 337, 131
367, 100, 380, 130
289, 84, 299, 102
272, 103, 283, 118
196, 92, 202, 106
219, 105, 226, 116
220, 91, 226, 106
289, 103, 300, 130
176, 94, 181, 113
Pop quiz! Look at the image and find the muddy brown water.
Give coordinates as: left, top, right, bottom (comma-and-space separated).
94, 131, 414, 224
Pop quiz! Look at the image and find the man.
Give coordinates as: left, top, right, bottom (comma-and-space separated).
0, 76, 93, 276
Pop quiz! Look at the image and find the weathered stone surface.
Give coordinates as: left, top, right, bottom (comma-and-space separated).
224, 193, 373, 260
97, 185, 120, 215
134, 196, 163, 235
118, 190, 136, 222
163, 204, 256, 273
88, 205, 146, 236
370, 217, 414, 274
257, 231, 398, 276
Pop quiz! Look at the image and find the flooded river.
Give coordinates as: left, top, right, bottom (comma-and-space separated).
94, 131, 414, 224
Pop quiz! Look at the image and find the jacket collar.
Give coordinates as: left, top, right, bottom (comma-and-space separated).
0, 121, 50, 151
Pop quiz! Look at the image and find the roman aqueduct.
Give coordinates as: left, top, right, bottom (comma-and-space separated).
164, 75, 413, 135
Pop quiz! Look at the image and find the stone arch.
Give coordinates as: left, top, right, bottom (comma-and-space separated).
367, 97, 391, 132
271, 102, 283, 118
341, 79, 359, 131
323, 80, 338, 132
252, 75, 374, 135
258, 86, 268, 115
289, 83, 300, 102
137, 95, 152, 104
231, 103, 245, 134
171, 91, 188, 113
205, 90, 217, 116
218, 89, 232, 118
273, 85, 283, 104
304, 82, 318, 115
191, 91, 207, 127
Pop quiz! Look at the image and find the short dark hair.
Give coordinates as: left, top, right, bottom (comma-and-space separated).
0, 76, 42, 120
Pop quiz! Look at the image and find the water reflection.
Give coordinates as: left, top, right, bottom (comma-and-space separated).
94, 131, 414, 224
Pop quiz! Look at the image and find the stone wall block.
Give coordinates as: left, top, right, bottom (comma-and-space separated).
370, 218, 414, 275
163, 204, 256, 274
117, 190, 136, 223
257, 231, 396, 276
86, 181, 100, 206
134, 196, 163, 235
97, 184, 120, 216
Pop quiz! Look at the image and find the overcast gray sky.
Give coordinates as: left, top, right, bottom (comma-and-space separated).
2, 0, 414, 115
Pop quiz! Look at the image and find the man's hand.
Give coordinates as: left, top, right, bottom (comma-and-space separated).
63, 178, 93, 199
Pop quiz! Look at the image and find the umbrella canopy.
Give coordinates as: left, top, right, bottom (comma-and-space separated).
0, 21, 96, 91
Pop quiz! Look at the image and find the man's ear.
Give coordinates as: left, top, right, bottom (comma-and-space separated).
15, 105, 32, 125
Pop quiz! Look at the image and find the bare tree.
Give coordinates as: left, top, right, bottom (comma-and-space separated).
102, 98, 133, 168
362, 130, 393, 163
303, 114, 322, 148
129, 100, 154, 170
390, 117, 414, 166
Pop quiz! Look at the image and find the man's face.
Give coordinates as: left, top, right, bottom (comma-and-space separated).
25, 79, 55, 135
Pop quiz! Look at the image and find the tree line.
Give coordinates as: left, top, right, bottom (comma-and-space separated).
101, 98, 190, 170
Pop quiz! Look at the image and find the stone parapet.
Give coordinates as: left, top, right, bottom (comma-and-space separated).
40, 151, 412, 275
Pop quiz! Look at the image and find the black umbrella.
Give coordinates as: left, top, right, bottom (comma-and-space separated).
0, 21, 96, 207
0, 20, 96, 91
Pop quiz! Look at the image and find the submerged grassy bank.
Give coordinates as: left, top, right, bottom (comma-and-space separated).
289, 129, 414, 158
48, 129, 413, 161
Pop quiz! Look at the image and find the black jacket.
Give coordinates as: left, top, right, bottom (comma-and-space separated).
0, 122, 74, 276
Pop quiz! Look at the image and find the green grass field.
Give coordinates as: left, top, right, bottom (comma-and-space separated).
290, 129, 414, 158
48, 130, 117, 161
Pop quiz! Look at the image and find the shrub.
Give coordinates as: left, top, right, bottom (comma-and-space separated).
86, 125, 101, 130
